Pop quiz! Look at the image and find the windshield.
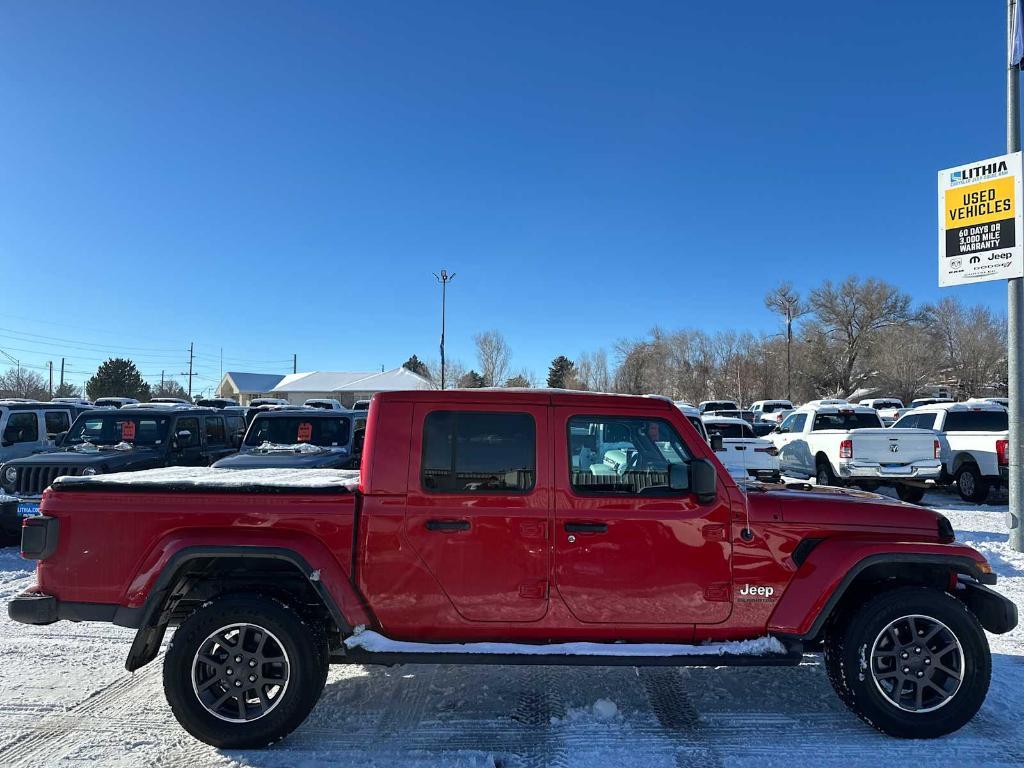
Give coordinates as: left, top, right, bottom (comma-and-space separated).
244, 416, 351, 447
811, 412, 883, 430
762, 403, 792, 413
66, 414, 170, 446
874, 400, 903, 410
702, 401, 736, 412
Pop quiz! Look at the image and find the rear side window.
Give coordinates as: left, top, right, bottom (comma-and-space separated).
421, 411, 536, 493
894, 413, 938, 430
44, 411, 71, 436
944, 410, 1008, 432
4, 412, 39, 443
205, 416, 226, 445
568, 415, 691, 496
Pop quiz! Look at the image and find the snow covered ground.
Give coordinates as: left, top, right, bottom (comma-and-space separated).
0, 490, 1021, 767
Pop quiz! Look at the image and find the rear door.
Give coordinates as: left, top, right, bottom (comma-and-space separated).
404, 404, 551, 622
553, 407, 732, 625
203, 416, 233, 463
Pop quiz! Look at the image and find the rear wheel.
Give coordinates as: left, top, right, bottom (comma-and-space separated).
163, 593, 329, 748
824, 587, 990, 738
954, 464, 990, 504
895, 484, 926, 504
816, 458, 841, 487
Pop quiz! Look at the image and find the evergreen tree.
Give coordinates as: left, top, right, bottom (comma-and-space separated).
458, 370, 486, 388
546, 356, 576, 388
85, 358, 152, 401
402, 354, 431, 379
504, 374, 531, 388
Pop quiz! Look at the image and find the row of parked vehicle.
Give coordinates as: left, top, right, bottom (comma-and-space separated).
673, 395, 1010, 504
0, 397, 368, 541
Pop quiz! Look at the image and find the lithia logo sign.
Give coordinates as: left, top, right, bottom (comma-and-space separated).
939, 152, 1024, 287
950, 160, 1009, 187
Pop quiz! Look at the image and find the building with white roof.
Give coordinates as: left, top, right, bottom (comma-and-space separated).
218, 367, 433, 407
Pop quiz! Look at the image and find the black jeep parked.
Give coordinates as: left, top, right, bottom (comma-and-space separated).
0, 406, 246, 523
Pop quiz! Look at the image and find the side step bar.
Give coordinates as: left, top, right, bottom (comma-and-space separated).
332, 632, 804, 668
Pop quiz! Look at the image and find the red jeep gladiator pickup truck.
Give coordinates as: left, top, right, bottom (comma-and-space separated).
9, 390, 1017, 748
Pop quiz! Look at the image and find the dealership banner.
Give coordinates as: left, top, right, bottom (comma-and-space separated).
938, 151, 1024, 286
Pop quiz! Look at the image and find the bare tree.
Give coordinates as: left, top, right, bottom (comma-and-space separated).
873, 324, 937, 403
0, 368, 49, 400
805, 277, 912, 397
765, 282, 810, 401
928, 297, 1007, 395
474, 331, 512, 387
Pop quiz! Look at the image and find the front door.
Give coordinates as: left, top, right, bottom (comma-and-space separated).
171, 416, 205, 465
404, 405, 550, 622
554, 408, 733, 625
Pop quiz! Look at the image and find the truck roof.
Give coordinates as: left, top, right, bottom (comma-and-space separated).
909, 401, 1006, 413
701, 415, 749, 427
793, 403, 875, 415
375, 388, 678, 410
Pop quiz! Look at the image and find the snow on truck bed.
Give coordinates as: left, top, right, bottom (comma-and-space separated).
51, 466, 361, 492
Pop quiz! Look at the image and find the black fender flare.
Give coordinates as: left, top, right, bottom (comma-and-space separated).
125, 545, 351, 672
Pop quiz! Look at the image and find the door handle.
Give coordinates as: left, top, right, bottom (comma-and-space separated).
564, 522, 608, 534
425, 519, 470, 532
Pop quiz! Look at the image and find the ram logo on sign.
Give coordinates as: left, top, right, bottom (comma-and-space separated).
939, 152, 1024, 287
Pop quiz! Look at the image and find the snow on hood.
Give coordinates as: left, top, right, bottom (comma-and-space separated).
344, 629, 787, 657
256, 441, 329, 454
71, 441, 135, 453
52, 466, 361, 491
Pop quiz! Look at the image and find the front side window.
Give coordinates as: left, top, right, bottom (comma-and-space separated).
45, 411, 71, 436
421, 411, 536, 493
3, 412, 39, 444
175, 417, 200, 447
569, 415, 691, 496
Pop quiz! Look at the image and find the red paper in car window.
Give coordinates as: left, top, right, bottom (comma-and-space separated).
296, 422, 313, 442
121, 421, 136, 441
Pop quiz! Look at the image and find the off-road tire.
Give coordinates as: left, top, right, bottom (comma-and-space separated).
824, 586, 990, 738
163, 593, 329, 748
895, 484, 926, 504
816, 458, 841, 487
954, 464, 990, 504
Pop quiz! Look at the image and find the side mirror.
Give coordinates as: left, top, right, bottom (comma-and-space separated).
668, 462, 689, 491
690, 458, 718, 505
709, 434, 724, 452
352, 428, 365, 455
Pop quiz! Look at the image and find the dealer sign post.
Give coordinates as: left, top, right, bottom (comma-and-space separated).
938, 151, 1023, 287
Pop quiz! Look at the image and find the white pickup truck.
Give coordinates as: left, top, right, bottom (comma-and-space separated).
858, 397, 906, 427
892, 402, 1008, 503
769, 401, 942, 502
702, 415, 781, 483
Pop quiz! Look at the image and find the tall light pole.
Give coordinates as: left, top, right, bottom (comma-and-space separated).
433, 270, 456, 389
1008, 0, 1023, 551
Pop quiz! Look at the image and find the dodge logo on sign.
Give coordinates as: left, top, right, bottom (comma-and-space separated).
890, 443, 900, 453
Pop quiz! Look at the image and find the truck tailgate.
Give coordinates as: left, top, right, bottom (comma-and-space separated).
850, 428, 935, 464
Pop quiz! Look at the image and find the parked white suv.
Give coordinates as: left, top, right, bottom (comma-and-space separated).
748, 399, 794, 424
769, 402, 941, 502
892, 402, 1008, 503
674, 402, 709, 442
703, 415, 780, 483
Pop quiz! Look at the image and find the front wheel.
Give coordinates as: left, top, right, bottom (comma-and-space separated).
163, 593, 329, 748
824, 586, 990, 738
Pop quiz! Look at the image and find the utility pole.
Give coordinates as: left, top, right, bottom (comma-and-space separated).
1009, 0, 1023, 551
180, 343, 196, 399
48, 361, 53, 398
59, 358, 65, 390
433, 269, 456, 389
293, 354, 297, 374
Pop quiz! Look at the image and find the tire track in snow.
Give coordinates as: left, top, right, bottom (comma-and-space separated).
0, 661, 161, 766
638, 668, 720, 768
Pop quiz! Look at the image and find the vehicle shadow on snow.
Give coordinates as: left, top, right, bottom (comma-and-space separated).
218, 654, 1024, 768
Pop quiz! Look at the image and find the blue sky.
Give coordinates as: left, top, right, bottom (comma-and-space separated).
0, 1, 1014, 393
